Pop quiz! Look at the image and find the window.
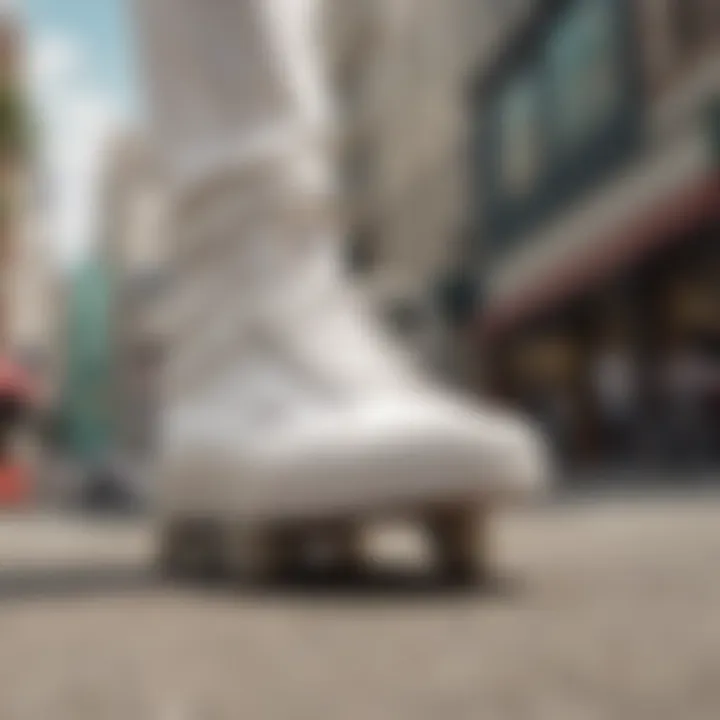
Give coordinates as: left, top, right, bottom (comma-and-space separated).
498, 73, 542, 197
548, 0, 620, 151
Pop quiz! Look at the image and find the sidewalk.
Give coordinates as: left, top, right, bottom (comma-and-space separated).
558, 465, 720, 500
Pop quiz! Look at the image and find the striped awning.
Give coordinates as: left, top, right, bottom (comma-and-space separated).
482, 127, 720, 336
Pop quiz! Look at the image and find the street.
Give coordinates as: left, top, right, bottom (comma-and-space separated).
1, 496, 720, 719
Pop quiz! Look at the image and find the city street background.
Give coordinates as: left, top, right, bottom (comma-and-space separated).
1, 1, 718, 718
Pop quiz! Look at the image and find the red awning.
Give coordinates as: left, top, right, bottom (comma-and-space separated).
481, 171, 720, 339
0, 358, 36, 402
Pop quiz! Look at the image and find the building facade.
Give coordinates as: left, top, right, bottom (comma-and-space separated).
98, 133, 169, 460
0, 16, 51, 370
60, 258, 115, 464
324, 0, 492, 376
0, 17, 24, 352
468, 0, 720, 467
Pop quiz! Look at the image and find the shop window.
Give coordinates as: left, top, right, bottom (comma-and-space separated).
548, 0, 621, 152
498, 73, 542, 198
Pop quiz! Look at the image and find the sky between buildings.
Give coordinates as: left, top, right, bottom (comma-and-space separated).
24, 0, 137, 266
21, 0, 320, 267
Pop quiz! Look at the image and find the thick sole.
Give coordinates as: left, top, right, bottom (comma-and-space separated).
158, 500, 492, 586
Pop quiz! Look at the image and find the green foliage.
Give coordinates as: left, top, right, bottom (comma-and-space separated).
0, 83, 30, 160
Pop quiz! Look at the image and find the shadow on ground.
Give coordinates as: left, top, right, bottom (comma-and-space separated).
0, 563, 523, 606
0, 566, 156, 604
156, 560, 524, 605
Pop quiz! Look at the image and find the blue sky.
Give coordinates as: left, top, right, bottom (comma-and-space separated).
19, 0, 314, 265
26, 0, 137, 113
23, 0, 138, 264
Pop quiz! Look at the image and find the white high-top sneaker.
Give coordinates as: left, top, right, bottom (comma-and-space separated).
135, 0, 549, 581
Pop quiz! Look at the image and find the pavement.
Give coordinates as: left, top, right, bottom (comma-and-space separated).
1, 494, 720, 719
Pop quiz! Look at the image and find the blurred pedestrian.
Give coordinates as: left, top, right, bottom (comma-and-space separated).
593, 343, 638, 467
661, 342, 714, 469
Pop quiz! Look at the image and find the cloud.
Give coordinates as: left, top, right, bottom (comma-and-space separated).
28, 29, 124, 266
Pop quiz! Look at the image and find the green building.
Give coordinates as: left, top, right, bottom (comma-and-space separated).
58, 257, 115, 463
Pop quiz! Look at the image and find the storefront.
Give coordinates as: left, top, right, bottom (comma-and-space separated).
468, 0, 720, 471
478, 163, 720, 467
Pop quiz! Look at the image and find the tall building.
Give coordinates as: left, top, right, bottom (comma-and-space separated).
6, 177, 60, 394
0, 14, 66, 504
0, 15, 59, 389
324, 0, 487, 374
98, 132, 169, 459
0, 18, 32, 354
60, 257, 114, 464
466, 0, 720, 463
